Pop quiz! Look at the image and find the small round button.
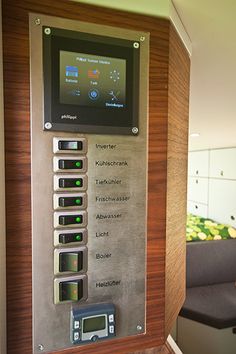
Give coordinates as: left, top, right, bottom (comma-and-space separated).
88, 89, 99, 100
91, 335, 98, 342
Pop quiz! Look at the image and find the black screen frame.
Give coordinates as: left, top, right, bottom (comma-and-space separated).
43, 27, 140, 135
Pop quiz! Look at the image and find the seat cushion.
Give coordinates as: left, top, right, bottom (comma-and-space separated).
179, 282, 236, 329
186, 240, 236, 287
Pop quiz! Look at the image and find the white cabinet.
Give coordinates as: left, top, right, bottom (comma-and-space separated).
209, 148, 236, 179
188, 151, 209, 177
187, 201, 208, 218
187, 177, 208, 204
188, 147, 236, 224
187, 151, 209, 216
208, 179, 236, 228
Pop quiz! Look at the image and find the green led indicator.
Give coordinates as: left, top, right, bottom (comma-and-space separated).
76, 216, 82, 223
76, 234, 82, 241
75, 161, 81, 168
75, 198, 82, 205
75, 180, 81, 186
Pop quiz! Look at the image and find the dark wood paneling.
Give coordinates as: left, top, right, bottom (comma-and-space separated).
2, 0, 190, 353
165, 23, 190, 336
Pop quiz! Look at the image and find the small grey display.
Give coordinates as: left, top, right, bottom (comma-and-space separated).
83, 316, 106, 333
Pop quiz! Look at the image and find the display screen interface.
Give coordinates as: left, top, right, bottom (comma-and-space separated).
83, 315, 106, 333
60, 51, 126, 109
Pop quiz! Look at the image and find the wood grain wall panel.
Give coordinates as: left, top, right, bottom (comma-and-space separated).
165, 23, 190, 337
2, 1, 190, 353
0, 4, 7, 354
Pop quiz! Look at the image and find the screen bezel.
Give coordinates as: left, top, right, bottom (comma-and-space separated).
43, 27, 140, 135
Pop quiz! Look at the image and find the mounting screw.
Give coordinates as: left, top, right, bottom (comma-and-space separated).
140, 36, 145, 41
133, 42, 140, 49
44, 122, 52, 130
44, 28, 51, 35
35, 18, 41, 26
132, 127, 139, 135
38, 344, 44, 351
137, 325, 143, 331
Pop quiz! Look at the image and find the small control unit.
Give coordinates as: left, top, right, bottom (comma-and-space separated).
30, 13, 149, 353
71, 303, 115, 344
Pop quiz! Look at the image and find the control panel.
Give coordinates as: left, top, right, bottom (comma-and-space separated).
71, 303, 115, 344
30, 14, 149, 353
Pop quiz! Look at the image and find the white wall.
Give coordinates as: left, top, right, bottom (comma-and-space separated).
0, 0, 6, 353
173, 0, 236, 151
72, 0, 170, 17
72, 0, 192, 55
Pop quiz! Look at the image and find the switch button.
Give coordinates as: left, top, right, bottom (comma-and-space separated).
59, 232, 83, 244
58, 140, 83, 151
58, 159, 83, 170
59, 178, 83, 189
59, 196, 83, 207
59, 280, 83, 302
59, 251, 83, 272
59, 215, 83, 226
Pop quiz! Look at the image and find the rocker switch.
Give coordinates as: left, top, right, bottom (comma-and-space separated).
59, 215, 83, 226
59, 280, 83, 302
58, 141, 83, 151
59, 252, 83, 273
58, 160, 83, 170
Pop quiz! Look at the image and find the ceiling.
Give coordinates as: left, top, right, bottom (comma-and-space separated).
75, 0, 236, 151
173, 0, 236, 150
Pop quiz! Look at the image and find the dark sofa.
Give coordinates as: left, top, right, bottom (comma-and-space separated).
179, 240, 236, 329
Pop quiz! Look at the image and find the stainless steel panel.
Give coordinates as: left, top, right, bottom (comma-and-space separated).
30, 13, 149, 354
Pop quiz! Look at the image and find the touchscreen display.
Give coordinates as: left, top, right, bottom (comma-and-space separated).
60, 51, 126, 109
